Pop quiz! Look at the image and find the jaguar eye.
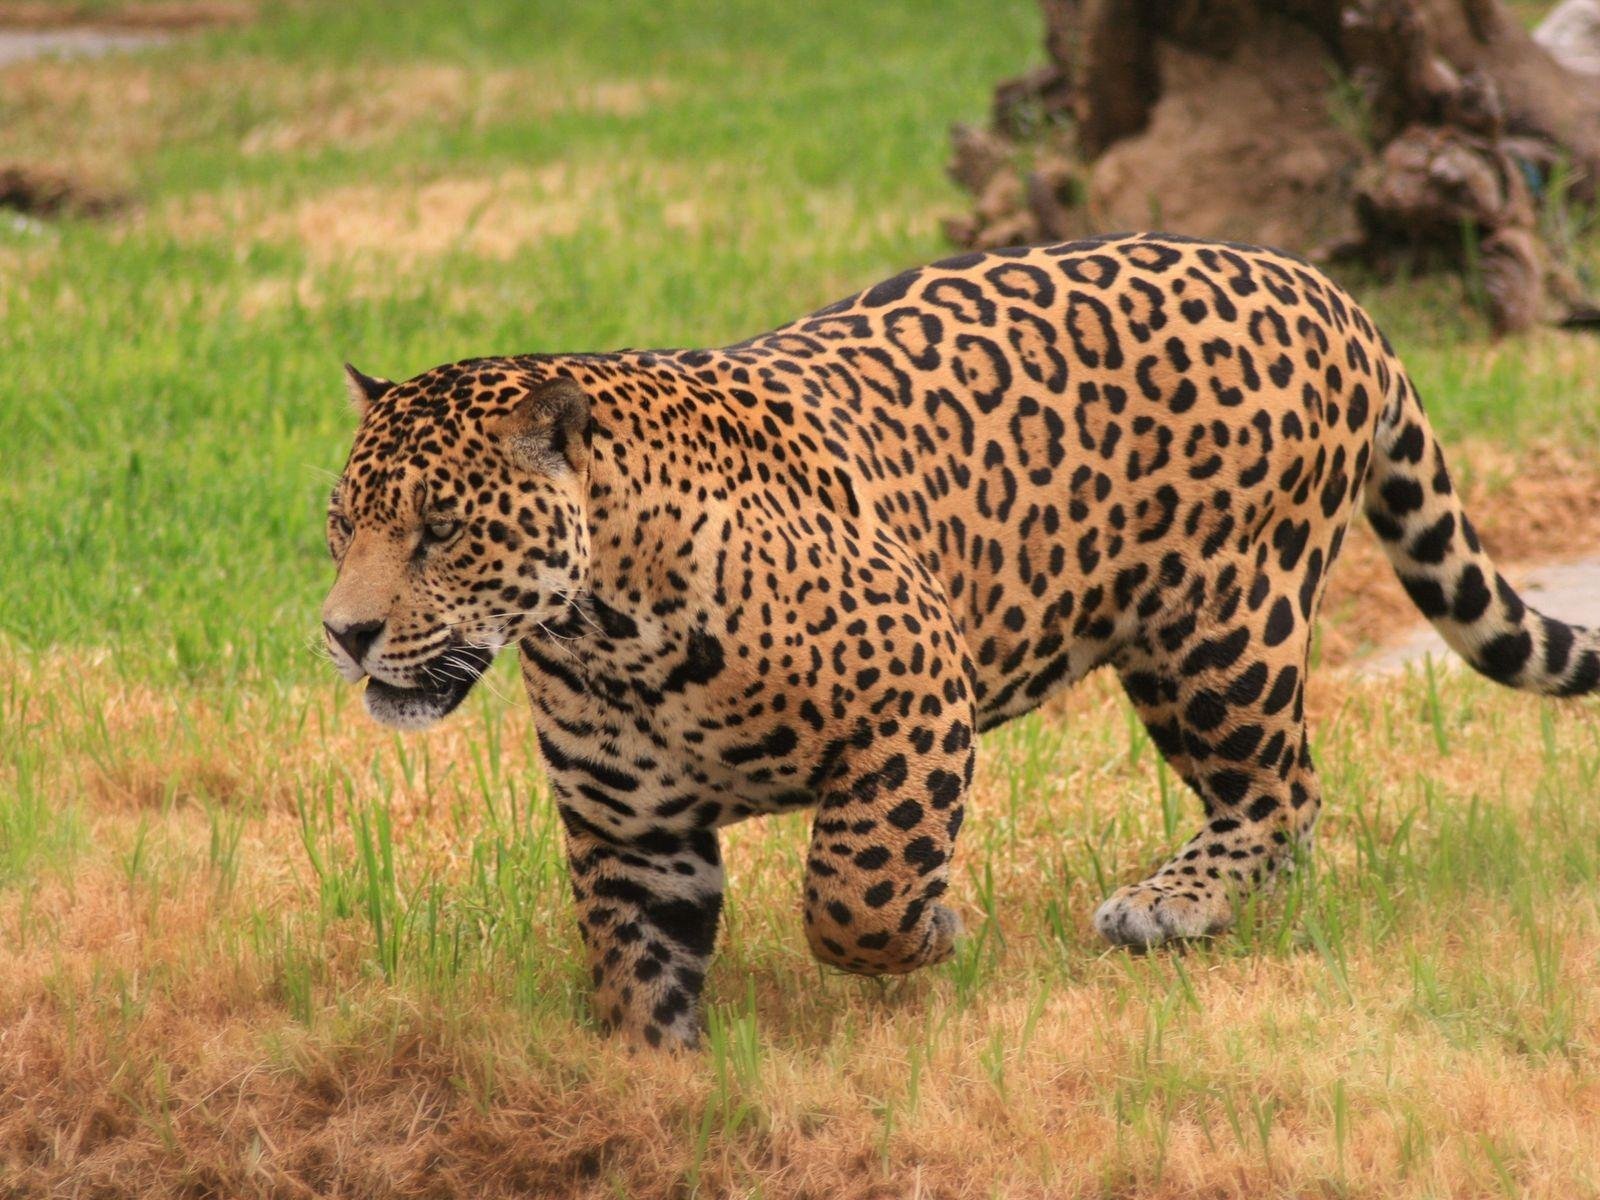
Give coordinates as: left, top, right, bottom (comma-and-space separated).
334, 513, 353, 537
425, 519, 461, 543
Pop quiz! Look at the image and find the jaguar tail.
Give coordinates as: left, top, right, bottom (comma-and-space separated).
1362, 363, 1600, 695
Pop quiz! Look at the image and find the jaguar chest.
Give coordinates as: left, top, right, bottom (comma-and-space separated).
516, 611, 819, 836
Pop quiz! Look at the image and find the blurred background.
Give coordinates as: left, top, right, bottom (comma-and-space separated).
1, 0, 1043, 682
2, 0, 1597, 683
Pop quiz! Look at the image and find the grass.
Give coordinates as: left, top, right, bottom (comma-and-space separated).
2, 0, 1599, 1195
4, 650, 1600, 1195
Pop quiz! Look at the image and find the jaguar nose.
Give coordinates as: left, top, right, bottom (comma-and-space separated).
325, 618, 385, 665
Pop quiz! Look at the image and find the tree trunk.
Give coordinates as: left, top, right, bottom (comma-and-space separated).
946, 0, 1600, 331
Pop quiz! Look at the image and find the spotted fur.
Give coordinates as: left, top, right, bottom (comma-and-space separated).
321, 233, 1600, 1047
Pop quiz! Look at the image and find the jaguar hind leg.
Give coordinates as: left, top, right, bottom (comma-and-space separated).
1097, 604, 1322, 947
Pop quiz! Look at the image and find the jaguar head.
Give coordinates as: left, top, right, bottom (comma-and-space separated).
321, 360, 592, 729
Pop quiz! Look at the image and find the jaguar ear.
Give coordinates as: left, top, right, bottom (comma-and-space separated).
490, 376, 591, 475
343, 363, 394, 416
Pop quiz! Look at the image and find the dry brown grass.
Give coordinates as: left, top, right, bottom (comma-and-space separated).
237, 69, 675, 159
3, 635, 1599, 1197
0, 53, 670, 187
2, 56, 215, 184
120, 157, 947, 323
264, 164, 627, 268
164, 159, 948, 275
0, 447, 1596, 1198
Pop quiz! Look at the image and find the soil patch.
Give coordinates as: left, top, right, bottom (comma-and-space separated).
948, 0, 1600, 332
0, 2, 250, 30
0, 163, 122, 216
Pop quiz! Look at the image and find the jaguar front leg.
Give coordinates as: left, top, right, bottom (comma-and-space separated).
801, 689, 978, 977
559, 814, 724, 1049
797, 539, 983, 977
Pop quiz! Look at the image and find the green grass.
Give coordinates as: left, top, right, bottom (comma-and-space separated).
0, 0, 1039, 680
3, 0, 1599, 683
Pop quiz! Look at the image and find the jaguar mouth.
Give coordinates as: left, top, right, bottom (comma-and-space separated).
362, 645, 496, 730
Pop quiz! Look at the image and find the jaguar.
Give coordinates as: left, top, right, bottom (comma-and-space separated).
321, 232, 1599, 1047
